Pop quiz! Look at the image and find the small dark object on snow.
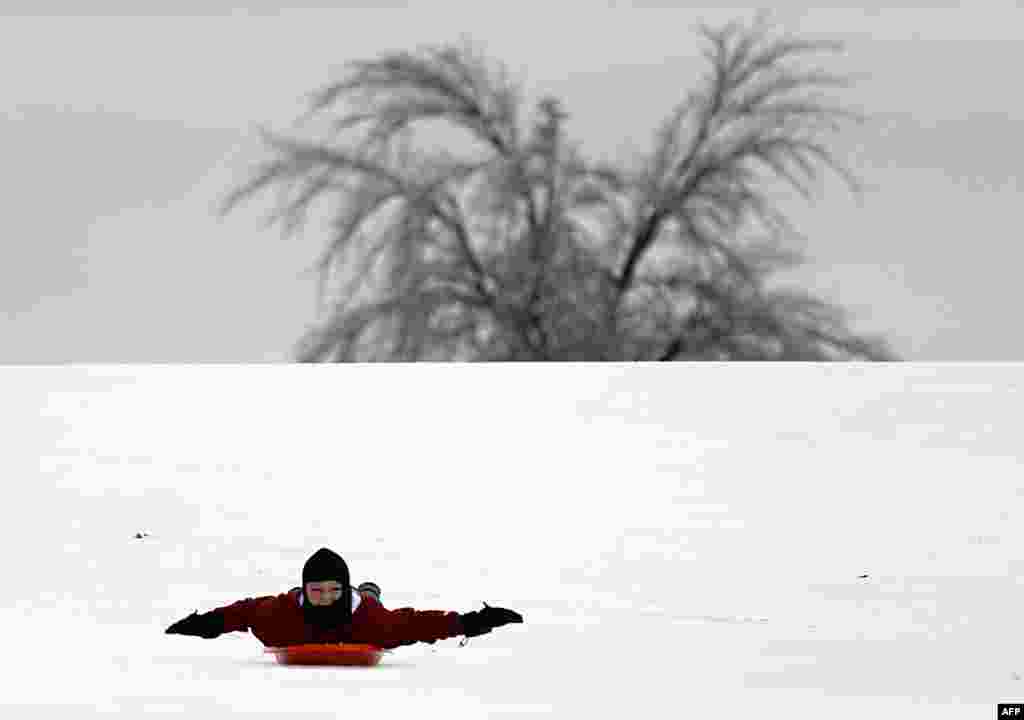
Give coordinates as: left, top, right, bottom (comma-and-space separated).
857, 574, 869, 579
134, 532, 150, 539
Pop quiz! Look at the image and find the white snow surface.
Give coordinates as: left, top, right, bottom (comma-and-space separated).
2, 364, 1023, 718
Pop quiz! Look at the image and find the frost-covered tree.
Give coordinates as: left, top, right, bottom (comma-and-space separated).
221, 12, 897, 361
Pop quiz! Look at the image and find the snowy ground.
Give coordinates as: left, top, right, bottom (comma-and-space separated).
2, 364, 1022, 718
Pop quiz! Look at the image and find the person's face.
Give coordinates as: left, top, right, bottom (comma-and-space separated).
305, 581, 343, 606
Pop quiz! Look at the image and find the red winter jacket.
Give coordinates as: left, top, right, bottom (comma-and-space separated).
213, 587, 464, 649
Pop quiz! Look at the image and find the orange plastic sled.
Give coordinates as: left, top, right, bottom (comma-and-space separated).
265, 643, 388, 666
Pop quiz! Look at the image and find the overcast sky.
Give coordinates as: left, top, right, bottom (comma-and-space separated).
2, 3, 1021, 361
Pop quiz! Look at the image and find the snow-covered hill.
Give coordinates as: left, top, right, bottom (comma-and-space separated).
2, 365, 1020, 718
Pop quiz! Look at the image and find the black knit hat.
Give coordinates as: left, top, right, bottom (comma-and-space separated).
300, 548, 352, 630
303, 547, 350, 586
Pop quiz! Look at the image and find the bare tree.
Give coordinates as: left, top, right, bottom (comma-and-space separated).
221, 12, 898, 361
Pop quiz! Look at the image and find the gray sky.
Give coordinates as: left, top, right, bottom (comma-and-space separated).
2, 4, 1021, 361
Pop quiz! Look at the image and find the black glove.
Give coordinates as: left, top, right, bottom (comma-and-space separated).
165, 610, 225, 639
459, 603, 524, 638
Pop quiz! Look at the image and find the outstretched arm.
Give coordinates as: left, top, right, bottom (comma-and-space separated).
165, 597, 262, 639
366, 606, 464, 649
360, 602, 523, 649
